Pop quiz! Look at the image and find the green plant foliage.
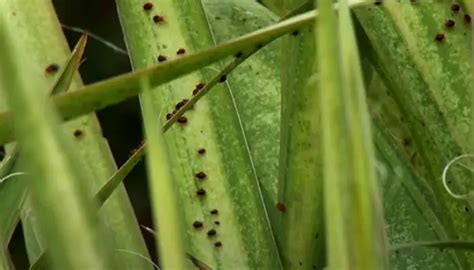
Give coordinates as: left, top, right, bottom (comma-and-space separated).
0, 0, 473, 269
0, 9, 315, 145
277, 0, 324, 269
354, 1, 474, 267
317, 0, 388, 269
0, 1, 150, 269
116, 0, 284, 268
0, 14, 116, 270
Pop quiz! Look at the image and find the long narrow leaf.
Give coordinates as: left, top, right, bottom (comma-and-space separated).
0, 1, 150, 269
140, 77, 187, 269
354, 1, 474, 266
0, 14, 115, 270
318, 0, 388, 269
116, 0, 283, 268
277, 0, 324, 268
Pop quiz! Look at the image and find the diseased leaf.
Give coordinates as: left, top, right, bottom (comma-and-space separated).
0, 10, 315, 145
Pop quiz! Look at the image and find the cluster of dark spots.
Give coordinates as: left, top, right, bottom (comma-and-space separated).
197, 148, 206, 155
196, 83, 205, 90
153, 15, 165, 23
143, 2, 153, 11
166, 113, 173, 120
219, 75, 227, 83
157, 55, 167, 62
193, 221, 203, 229
196, 188, 206, 196
291, 30, 299, 36
176, 48, 186, 55
235, 51, 243, 58
464, 14, 471, 23
195, 171, 207, 180
214, 221, 220, 225
452, 4, 460, 12
214, 241, 222, 248
445, 19, 455, 28
177, 116, 188, 124
276, 202, 286, 213
210, 209, 218, 215
175, 99, 188, 110
193, 83, 205, 95
434, 33, 445, 42
45, 63, 59, 74
73, 129, 84, 138
207, 229, 217, 237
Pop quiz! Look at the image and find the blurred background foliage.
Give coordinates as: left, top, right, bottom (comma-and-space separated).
8, 0, 155, 268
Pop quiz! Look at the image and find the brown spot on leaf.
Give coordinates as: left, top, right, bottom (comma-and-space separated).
73, 129, 83, 138
143, 2, 153, 10
276, 202, 286, 213
45, 64, 59, 74
195, 172, 207, 180
177, 116, 188, 124
193, 221, 203, 229
153, 15, 164, 23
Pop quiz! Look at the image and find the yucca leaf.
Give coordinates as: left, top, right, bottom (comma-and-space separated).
0, 1, 150, 269
97, 1, 276, 206
317, 0, 388, 269
0, 9, 315, 145
0, 33, 88, 262
277, 0, 324, 268
203, 0, 282, 232
0, 234, 10, 270
258, 0, 286, 16
353, 1, 474, 266
116, 0, 282, 268
0, 13, 116, 270
392, 240, 474, 252
140, 78, 187, 269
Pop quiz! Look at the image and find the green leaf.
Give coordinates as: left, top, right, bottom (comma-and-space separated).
277, 0, 324, 268
203, 0, 282, 232
0, 34, 89, 250
317, 0, 388, 269
0, 13, 116, 270
354, 1, 474, 267
392, 240, 474, 252
140, 78, 188, 269
0, 1, 150, 269
116, 0, 283, 268
96, 0, 282, 207
0, 9, 315, 145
